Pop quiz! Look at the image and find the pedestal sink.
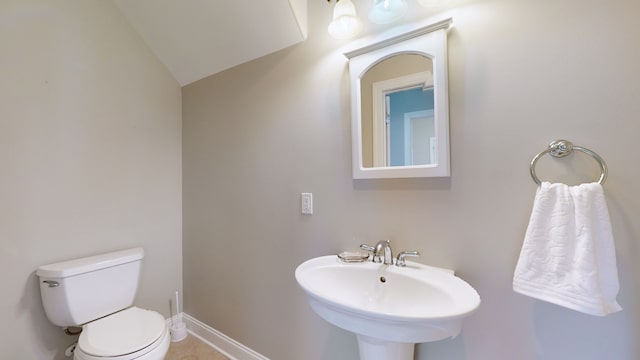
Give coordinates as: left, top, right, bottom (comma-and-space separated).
295, 255, 480, 360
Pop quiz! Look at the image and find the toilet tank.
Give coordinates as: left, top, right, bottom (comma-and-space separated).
36, 248, 144, 327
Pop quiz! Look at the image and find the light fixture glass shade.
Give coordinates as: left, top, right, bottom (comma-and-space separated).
328, 0, 363, 40
368, 0, 408, 24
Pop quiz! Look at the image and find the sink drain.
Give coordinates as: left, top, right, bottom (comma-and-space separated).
379, 276, 386, 283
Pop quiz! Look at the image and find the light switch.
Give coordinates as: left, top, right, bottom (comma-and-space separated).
301, 193, 313, 215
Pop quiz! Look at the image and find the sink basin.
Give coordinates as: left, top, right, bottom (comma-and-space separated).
295, 255, 480, 360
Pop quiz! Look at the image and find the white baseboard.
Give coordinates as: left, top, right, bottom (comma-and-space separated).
169, 313, 270, 360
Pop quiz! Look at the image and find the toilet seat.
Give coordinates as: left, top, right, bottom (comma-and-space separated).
75, 307, 169, 360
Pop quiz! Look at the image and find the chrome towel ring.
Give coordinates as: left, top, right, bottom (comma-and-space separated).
530, 140, 607, 185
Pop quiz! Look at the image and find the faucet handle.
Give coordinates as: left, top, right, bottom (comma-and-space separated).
396, 251, 420, 267
359, 244, 375, 261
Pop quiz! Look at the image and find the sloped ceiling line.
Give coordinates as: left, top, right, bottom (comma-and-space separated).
114, 0, 307, 86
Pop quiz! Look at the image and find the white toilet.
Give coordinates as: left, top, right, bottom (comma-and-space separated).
37, 248, 170, 360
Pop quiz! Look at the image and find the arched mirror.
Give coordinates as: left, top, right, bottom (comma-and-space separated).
345, 18, 451, 179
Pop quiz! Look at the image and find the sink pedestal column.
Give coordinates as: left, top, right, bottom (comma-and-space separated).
357, 335, 414, 360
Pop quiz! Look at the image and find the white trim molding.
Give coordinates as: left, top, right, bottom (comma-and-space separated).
344, 18, 452, 59
177, 313, 270, 360
346, 20, 451, 179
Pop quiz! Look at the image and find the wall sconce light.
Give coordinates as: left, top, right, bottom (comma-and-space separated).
368, 0, 408, 24
328, 0, 364, 40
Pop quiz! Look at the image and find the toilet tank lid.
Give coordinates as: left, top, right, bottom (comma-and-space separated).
36, 248, 144, 278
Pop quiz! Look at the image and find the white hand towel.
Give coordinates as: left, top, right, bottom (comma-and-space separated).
513, 182, 622, 316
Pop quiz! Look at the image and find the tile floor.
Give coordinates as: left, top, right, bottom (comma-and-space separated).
165, 334, 229, 360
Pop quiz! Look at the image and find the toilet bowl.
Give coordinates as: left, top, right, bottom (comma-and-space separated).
36, 248, 170, 360
73, 307, 170, 360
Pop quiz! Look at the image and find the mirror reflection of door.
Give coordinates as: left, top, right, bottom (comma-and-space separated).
389, 87, 435, 166
403, 109, 435, 166
360, 54, 434, 168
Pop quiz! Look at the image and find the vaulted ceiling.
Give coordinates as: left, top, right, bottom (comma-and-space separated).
114, 0, 307, 86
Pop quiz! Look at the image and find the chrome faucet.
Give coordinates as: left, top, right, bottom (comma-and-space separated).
360, 240, 420, 267
373, 240, 393, 265
360, 241, 391, 264
360, 241, 393, 264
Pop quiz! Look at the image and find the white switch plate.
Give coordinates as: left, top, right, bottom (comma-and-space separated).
301, 193, 313, 215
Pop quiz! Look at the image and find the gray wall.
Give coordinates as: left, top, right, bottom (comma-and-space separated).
183, 0, 640, 359
0, 1, 183, 359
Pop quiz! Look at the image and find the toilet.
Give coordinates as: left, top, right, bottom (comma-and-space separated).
36, 248, 170, 360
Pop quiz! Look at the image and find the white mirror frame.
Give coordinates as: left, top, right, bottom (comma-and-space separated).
345, 18, 452, 179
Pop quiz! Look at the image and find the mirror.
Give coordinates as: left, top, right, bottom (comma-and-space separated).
362, 54, 434, 168
345, 18, 451, 179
